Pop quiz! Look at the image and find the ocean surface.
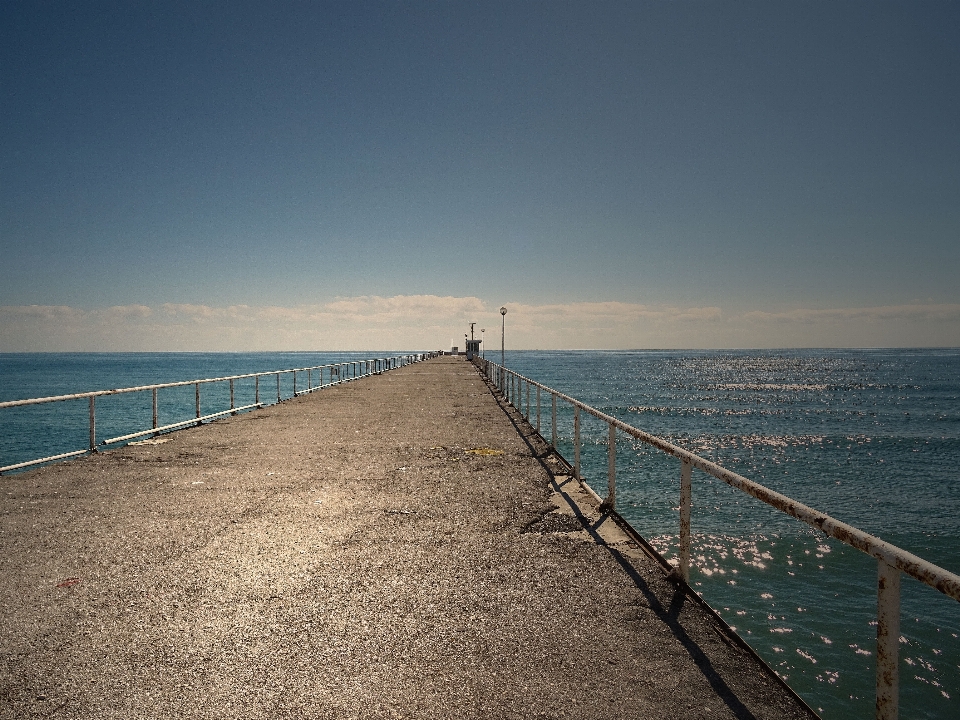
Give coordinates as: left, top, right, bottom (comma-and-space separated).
2, 349, 959, 719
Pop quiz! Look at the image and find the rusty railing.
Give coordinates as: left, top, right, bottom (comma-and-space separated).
479, 358, 959, 720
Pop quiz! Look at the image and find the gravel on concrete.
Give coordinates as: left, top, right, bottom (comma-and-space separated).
0, 356, 817, 719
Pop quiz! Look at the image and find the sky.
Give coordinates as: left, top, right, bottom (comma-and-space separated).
2, 1, 959, 351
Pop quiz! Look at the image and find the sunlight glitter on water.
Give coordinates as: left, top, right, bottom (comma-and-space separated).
642, 524, 958, 719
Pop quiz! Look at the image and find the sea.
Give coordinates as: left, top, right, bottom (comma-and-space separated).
1, 349, 958, 719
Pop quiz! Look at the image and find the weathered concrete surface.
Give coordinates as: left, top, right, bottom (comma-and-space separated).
0, 357, 815, 719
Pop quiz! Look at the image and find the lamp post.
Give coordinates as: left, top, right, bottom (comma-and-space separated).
500, 306, 507, 366
481, 329, 485, 359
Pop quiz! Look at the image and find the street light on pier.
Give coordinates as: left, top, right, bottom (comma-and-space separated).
481, 329, 485, 359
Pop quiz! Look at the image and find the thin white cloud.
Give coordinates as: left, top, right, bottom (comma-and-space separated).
506, 301, 722, 323
1, 297, 958, 351
744, 304, 960, 324
98, 304, 153, 320
161, 303, 254, 320
0, 304, 81, 320
324, 294, 486, 319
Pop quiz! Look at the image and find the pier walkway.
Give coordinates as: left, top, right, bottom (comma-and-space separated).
1, 357, 813, 719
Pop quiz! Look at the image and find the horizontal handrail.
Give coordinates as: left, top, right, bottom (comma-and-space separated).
0, 449, 89, 474
479, 358, 957, 720
1, 352, 440, 474
0, 358, 416, 409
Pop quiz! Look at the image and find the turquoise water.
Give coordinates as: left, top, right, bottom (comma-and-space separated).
2, 350, 958, 718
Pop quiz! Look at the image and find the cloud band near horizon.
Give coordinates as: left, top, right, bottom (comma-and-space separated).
2, 296, 959, 352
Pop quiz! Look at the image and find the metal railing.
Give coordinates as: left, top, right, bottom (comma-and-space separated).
479, 358, 960, 720
0, 353, 440, 475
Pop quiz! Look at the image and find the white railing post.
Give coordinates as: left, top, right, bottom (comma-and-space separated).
574, 405, 580, 481
89, 396, 96, 450
195, 383, 201, 425
255, 375, 260, 405
607, 421, 616, 509
276, 373, 281, 402
230, 378, 235, 415
551, 394, 557, 448
680, 459, 692, 583
876, 560, 901, 720
536, 386, 541, 433
526, 381, 530, 419
152, 388, 158, 435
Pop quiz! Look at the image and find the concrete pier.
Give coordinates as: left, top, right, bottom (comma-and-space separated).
0, 357, 815, 719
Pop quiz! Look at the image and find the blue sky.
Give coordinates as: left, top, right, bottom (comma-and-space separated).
2, 1, 959, 350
